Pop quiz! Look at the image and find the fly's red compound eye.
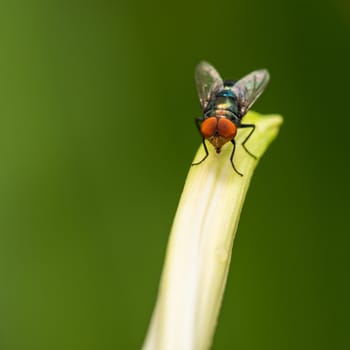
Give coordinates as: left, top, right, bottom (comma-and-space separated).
217, 118, 237, 139
200, 117, 217, 138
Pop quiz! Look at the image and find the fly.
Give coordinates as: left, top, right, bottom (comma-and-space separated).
192, 61, 270, 176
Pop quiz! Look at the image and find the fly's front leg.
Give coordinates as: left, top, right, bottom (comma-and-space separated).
240, 123, 257, 159
195, 117, 202, 133
192, 117, 209, 166
192, 138, 209, 166
230, 139, 243, 176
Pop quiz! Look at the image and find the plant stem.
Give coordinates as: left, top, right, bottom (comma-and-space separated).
143, 111, 283, 350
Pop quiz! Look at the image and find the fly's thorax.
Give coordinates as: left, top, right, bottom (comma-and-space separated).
214, 89, 239, 116
214, 96, 236, 112
214, 109, 235, 119
204, 108, 240, 124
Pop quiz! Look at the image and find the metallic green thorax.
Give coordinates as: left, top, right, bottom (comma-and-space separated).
204, 86, 240, 124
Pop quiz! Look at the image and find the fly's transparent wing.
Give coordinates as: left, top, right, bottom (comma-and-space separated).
195, 61, 224, 111
231, 69, 270, 117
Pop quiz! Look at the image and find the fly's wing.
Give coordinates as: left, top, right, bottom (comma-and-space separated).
195, 61, 224, 112
231, 69, 270, 117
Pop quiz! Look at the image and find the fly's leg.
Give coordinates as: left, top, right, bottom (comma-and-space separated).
230, 139, 243, 176
194, 117, 202, 132
192, 118, 209, 166
192, 138, 209, 166
240, 124, 257, 159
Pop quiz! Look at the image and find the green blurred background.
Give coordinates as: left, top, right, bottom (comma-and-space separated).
0, 0, 349, 349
